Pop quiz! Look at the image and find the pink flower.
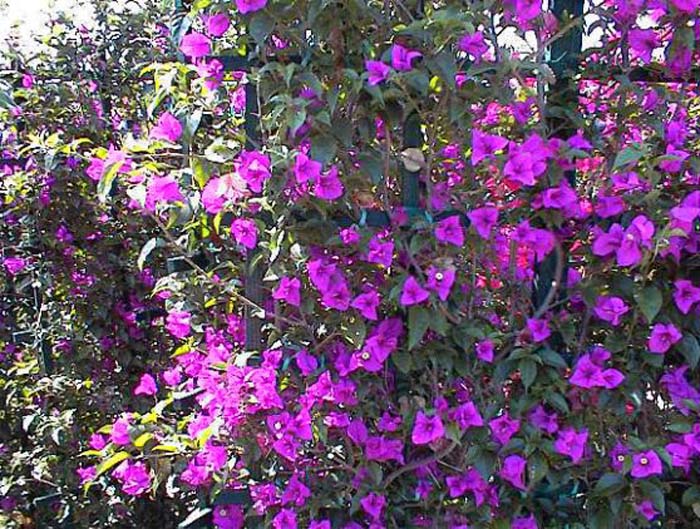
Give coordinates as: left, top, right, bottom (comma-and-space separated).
674, 280, 700, 314
112, 460, 151, 496
206, 13, 230, 37
435, 215, 465, 246
400, 276, 430, 306
500, 454, 527, 490
134, 373, 157, 396
145, 175, 183, 210
150, 112, 182, 143
272, 277, 301, 306
180, 32, 211, 58
76, 466, 96, 484
294, 152, 322, 184
412, 411, 445, 445
166, 311, 191, 339
648, 323, 682, 354
238, 151, 271, 193
313, 166, 344, 200
503, 150, 544, 186
450, 401, 484, 430
631, 450, 663, 478
467, 207, 498, 239
553, 427, 588, 463
593, 295, 629, 326
110, 418, 131, 445
236, 0, 267, 14
515, 0, 542, 22
365, 60, 391, 85
391, 44, 422, 71
231, 218, 258, 249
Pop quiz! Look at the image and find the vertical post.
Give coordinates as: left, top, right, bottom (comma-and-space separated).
533, 0, 583, 312
401, 111, 422, 215
243, 76, 266, 353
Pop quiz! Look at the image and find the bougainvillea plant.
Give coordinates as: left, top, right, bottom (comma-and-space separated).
3, 0, 700, 527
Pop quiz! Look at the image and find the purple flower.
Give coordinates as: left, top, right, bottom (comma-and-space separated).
458, 32, 488, 62
365, 60, 391, 86
526, 318, 550, 343
281, 474, 311, 507
272, 509, 297, 529
674, 279, 700, 314
180, 32, 211, 58
166, 310, 191, 339
213, 505, 244, 529
352, 289, 381, 320
272, 277, 301, 306
366, 236, 394, 267
360, 493, 386, 520
295, 349, 318, 376
150, 112, 182, 143
435, 215, 465, 246
467, 207, 498, 239
365, 435, 405, 464
631, 450, 663, 479
500, 454, 527, 490
449, 401, 484, 430
553, 427, 588, 463
76, 466, 96, 484
629, 29, 659, 64
294, 152, 322, 184
666, 442, 692, 473
635, 500, 658, 521
309, 521, 332, 529
391, 44, 422, 71
231, 218, 258, 249
426, 266, 456, 301
593, 295, 629, 326
648, 323, 682, 354
610, 442, 629, 472
489, 413, 520, 445
412, 411, 445, 445
400, 276, 430, 306
670, 0, 700, 14
529, 405, 558, 434
206, 13, 230, 37
475, 339, 494, 363
471, 129, 508, 165
134, 373, 157, 396
512, 514, 538, 529
3, 256, 26, 276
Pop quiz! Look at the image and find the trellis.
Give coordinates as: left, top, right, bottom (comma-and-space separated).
163, 0, 698, 526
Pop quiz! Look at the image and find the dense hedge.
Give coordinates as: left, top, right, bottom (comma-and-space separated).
2, 0, 700, 528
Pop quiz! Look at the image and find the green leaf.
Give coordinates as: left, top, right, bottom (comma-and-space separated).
95, 451, 129, 477
612, 145, 644, 170
634, 286, 662, 323
539, 348, 568, 369
310, 134, 337, 164
678, 334, 700, 369
408, 306, 430, 349
343, 318, 367, 349
592, 473, 626, 496
391, 349, 413, 373
519, 358, 537, 390
682, 486, 700, 506
97, 160, 123, 202
248, 11, 275, 44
